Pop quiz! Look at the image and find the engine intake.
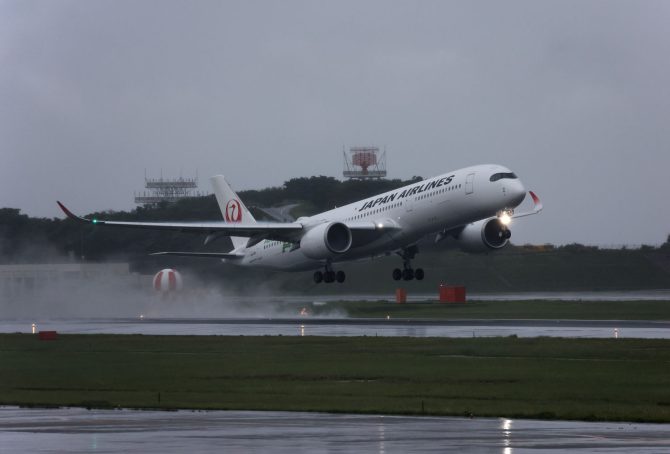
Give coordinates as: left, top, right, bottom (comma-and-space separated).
457, 218, 510, 253
300, 222, 353, 259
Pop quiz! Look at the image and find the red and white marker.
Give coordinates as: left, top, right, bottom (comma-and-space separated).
153, 269, 183, 292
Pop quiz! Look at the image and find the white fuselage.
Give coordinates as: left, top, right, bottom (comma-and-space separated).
234, 164, 526, 271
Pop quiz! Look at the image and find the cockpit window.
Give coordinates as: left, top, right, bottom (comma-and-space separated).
490, 172, 517, 182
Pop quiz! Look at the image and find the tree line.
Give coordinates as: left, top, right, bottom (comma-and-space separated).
2, 174, 669, 265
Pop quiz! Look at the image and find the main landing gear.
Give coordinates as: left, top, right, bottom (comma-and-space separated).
313, 263, 346, 284
392, 246, 424, 281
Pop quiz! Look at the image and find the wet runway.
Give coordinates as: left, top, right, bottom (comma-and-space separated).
260, 290, 670, 303
3, 291, 669, 338
1, 407, 668, 453
2, 317, 669, 338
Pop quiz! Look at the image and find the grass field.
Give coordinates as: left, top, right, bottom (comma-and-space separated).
296, 299, 670, 320
1, 334, 669, 422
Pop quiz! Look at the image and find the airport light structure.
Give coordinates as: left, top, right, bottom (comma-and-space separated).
134, 171, 206, 206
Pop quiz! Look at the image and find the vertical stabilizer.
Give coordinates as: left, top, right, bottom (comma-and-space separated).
210, 175, 256, 249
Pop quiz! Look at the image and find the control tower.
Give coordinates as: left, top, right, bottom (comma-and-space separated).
134, 171, 205, 205
342, 146, 387, 180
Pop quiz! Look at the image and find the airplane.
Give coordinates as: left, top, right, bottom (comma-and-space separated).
57, 164, 542, 284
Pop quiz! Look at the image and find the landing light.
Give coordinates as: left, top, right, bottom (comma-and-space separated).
499, 213, 511, 226
377, 223, 384, 229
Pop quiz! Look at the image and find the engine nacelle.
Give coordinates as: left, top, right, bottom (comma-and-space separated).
456, 218, 511, 253
300, 222, 353, 259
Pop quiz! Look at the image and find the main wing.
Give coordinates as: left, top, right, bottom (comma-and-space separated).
56, 202, 395, 247
57, 201, 304, 243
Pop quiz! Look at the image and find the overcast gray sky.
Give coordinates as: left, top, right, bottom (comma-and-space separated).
1, 0, 669, 246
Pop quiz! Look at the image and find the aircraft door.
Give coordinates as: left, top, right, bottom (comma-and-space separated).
404, 198, 413, 213
465, 173, 475, 195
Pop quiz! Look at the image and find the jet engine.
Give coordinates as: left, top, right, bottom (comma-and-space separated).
300, 222, 352, 259
456, 218, 511, 253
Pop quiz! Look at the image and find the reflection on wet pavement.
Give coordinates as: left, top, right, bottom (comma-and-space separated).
1, 407, 668, 453
1, 318, 669, 338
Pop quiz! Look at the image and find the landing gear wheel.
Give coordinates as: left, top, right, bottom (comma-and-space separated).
313, 271, 323, 284
324, 271, 335, 283
394, 245, 420, 282
336, 270, 346, 283
504, 229, 512, 239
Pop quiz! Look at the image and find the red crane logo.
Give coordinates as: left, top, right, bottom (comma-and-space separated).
225, 199, 243, 222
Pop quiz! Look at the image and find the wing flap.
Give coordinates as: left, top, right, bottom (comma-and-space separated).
150, 251, 244, 259
345, 219, 402, 231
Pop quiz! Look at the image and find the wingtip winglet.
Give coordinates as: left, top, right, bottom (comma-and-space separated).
57, 201, 74, 218
528, 191, 543, 212
56, 201, 88, 222
511, 191, 543, 219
